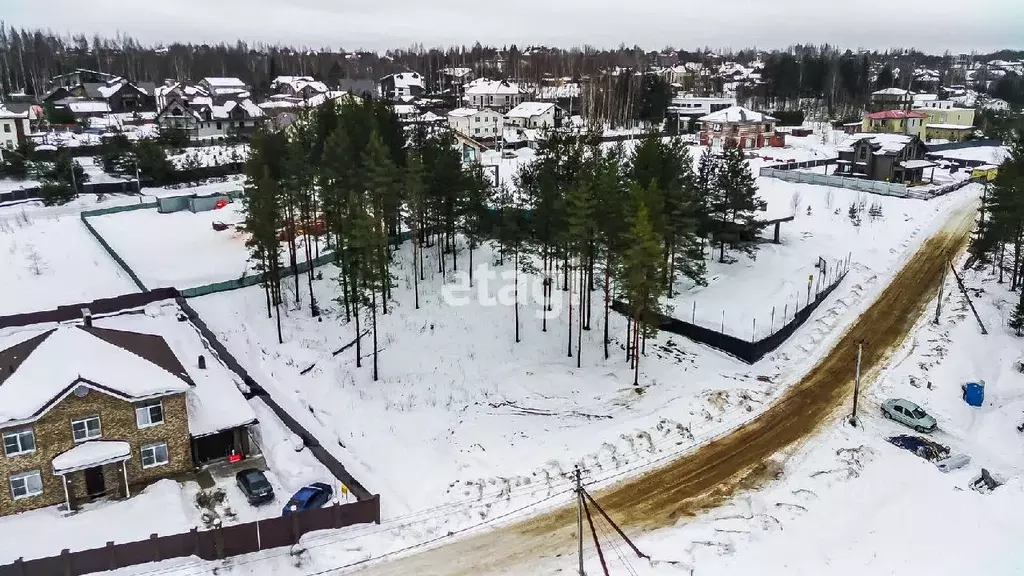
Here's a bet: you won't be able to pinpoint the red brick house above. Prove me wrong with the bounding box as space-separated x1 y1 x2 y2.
698 106 778 149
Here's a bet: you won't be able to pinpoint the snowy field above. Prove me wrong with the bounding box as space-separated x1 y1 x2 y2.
169 144 248 169
0 302 333 563
663 177 971 338
86 202 317 289
0 209 138 315
184 180 978 525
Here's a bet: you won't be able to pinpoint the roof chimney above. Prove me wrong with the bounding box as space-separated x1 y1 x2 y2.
81 308 93 328
198 355 206 370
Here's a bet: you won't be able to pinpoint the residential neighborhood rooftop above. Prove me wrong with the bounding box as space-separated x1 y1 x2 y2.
505 101 556 118
698 105 777 124
865 110 928 120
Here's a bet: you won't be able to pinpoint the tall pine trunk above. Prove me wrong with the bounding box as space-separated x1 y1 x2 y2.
468 240 474 288
353 297 362 368
567 260 573 358
413 230 420 309
514 245 521 343
577 261 584 368
603 259 611 360
632 309 641 385
371 288 379 381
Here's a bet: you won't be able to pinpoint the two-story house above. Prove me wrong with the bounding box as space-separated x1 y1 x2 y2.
448 107 503 142
869 87 914 112
504 102 562 130
0 319 257 517
835 133 933 184
43 77 156 113
861 110 928 137
463 80 525 114
0 104 31 152
379 72 425 101
698 106 777 149
156 88 265 141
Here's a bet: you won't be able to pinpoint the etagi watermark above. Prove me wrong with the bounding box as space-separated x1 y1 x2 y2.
441 265 564 318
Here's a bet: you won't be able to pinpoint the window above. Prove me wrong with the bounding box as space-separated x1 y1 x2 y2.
216 122 222 130
141 442 169 468
474 128 480 134
2 124 9 133
10 470 42 499
136 400 164 428
72 416 101 442
3 429 35 456
858 146 867 161
474 116 480 123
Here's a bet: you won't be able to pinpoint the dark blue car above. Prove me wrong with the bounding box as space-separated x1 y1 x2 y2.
281 482 334 516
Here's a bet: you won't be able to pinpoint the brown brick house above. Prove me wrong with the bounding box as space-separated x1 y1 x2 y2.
698 106 778 149
0 322 254 516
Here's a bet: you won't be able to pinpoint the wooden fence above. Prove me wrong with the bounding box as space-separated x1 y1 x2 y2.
0 496 380 576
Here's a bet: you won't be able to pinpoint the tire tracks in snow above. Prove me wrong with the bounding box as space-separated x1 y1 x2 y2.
350 201 979 576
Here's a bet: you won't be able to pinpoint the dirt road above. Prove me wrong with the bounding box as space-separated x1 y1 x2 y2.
353 200 979 575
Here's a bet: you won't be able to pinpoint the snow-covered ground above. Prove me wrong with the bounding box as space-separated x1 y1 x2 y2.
142 175 245 199
663 177 969 337
0 210 138 315
183 180 978 526
86 202 319 290
169 145 248 169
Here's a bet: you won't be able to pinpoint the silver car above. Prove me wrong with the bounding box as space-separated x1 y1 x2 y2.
882 398 937 433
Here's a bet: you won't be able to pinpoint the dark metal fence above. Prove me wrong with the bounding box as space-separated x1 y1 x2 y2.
0 497 381 576
613 260 850 364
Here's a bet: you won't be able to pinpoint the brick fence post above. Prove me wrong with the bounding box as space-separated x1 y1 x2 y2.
290 511 301 544
214 523 225 560
150 534 161 562
332 500 342 529
190 527 199 557
106 541 116 571
12 558 25 576
60 549 71 576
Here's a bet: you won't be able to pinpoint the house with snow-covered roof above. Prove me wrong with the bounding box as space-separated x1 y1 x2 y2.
198 77 251 103
448 107 503 142
862 109 928 137
157 85 265 141
870 87 914 112
835 133 932 184
270 76 330 100
698 106 777 149
0 316 257 516
0 105 32 152
380 72 425 101
463 80 526 113
504 101 563 130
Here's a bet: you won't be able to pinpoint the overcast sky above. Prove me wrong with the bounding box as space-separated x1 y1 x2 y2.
4 0 1023 54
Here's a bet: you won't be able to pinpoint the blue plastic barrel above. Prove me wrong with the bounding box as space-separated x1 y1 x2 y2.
964 382 984 407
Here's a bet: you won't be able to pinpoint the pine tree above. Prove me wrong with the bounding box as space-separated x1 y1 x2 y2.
713 145 766 263
593 145 629 360
694 147 718 256
242 162 285 344
982 138 1024 289
664 141 706 293
620 195 665 386
460 162 494 289
566 166 595 366
363 131 398 316
404 153 427 309
1011 289 1024 337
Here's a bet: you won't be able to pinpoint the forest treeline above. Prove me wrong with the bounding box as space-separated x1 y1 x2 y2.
1 23 1020 114
244 99 767 385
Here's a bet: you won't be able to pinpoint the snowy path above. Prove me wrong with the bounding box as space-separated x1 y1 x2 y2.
343 196 981 575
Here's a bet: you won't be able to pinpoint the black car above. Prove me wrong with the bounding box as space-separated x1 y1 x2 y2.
235 468 275 505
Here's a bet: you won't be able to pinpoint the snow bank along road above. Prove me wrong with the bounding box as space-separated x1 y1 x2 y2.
352 201 980 576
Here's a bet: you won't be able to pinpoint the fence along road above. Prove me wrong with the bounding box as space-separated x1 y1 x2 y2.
350 199 979 575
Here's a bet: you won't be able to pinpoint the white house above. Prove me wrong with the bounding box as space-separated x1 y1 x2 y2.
0 105 31 151
380 72 425 101
198 77 250 103
448 107 503 141
463 80 525 113
504 102 561 129
984 98 1010 111
157 95 264 141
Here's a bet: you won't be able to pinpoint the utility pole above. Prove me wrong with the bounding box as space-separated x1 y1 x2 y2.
934 265 947 324
575 466 585 576
850 340 863 427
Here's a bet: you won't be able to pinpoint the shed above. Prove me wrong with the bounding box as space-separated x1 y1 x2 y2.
157 193 231 214
790 127 813 137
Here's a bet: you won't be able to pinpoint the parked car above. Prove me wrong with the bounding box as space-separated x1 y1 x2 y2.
881 399 937 433
235 468 275 505
282 482 334 516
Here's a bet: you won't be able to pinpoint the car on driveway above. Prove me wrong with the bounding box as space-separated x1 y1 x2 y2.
882 399 937 433
235 468 275 505
282 482 334 516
